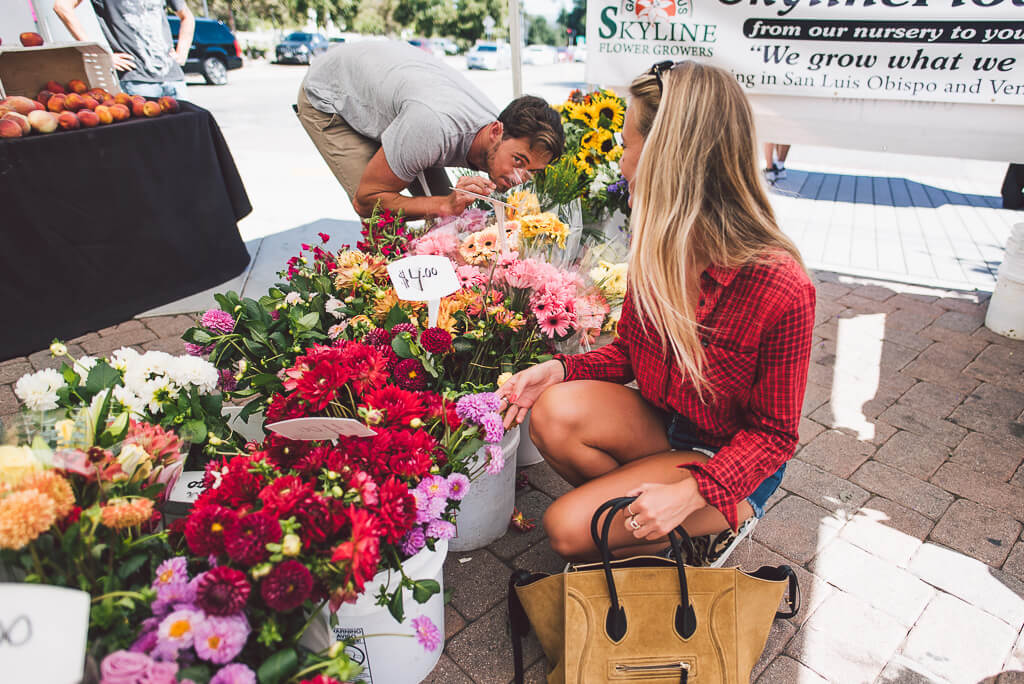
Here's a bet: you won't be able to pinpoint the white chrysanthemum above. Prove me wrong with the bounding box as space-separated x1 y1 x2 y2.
325 297 345 319
169 356 218 394
72 355 98 377
112 385 147 417
141 376 179 414
14 368 66 411
110 347 141 372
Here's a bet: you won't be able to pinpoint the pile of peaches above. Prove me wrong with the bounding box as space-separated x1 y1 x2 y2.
0 79 179 139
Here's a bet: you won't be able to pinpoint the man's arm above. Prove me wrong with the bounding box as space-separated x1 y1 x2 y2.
354 148 494 220
53 0 137 71
172 4 195 66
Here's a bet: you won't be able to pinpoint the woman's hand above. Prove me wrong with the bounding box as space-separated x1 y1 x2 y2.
497 359 565 428
624 479 707 541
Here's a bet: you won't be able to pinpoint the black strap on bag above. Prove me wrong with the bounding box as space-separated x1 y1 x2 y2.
508 570 533 684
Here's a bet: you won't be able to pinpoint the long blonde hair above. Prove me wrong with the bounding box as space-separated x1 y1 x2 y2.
628 61 804 399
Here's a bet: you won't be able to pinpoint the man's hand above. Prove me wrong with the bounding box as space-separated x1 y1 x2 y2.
497 360 565 428
112 52 137 71
441 175 498 216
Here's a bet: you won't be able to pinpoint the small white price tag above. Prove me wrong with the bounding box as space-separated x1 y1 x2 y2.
267 417 377 441
0 583 90 684
169 470 208 504
387 255 459 327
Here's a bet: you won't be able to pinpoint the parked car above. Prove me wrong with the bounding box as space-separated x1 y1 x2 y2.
275 32 329 64
555 46 573 63
407 38 444 58
522 44 558 65
466 42 511 70
167 16 243 85
433 37 460 55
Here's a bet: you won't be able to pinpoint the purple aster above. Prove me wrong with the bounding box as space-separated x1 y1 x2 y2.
425 519 456 540
156 608 202 652
416 474 450 502
401 527 426 556
481 412 505 444
446 473 470 501
455 392 500 424
193 615 250 664
485 443 506 475
152 558 188 590
130 628 159 654
152 579 196 615
185 342 214 357
201 309 236 334
411 615 442 652
210 664 257 684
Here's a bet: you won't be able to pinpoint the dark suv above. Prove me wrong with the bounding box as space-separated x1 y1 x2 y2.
275 32 329 64
168 16 243 85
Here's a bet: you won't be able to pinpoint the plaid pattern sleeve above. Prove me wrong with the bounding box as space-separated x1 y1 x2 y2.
680 281 817 530
556 296 637 384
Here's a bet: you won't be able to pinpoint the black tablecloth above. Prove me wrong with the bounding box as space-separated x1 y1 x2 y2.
0 102 251 359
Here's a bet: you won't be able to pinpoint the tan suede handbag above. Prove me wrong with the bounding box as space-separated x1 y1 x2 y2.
508 497 799 684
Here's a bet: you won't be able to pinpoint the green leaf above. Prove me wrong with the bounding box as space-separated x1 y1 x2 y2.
455 436 485 463
296 312 320 331
189 329 214 345
85 362 121 394
269 332 289 351
61 364 80 386
257 648 299 684
385 305 410 328
199 393 223 415
107 411 129 438
117 553 148 579
179 419 208 443
239 400 263 421
452 337 475 354
391 335 413 359
387 588 405 623
243 298 265 324
177 664 213 684
412 579 441 604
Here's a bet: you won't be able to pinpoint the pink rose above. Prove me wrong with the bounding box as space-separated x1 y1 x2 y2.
141 660 179 684
100 650 151 684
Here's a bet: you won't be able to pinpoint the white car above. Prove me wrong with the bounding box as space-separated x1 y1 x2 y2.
522 45 558 65
466 42 511 70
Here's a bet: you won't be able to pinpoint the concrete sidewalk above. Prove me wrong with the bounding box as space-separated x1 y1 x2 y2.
3 268 1022 683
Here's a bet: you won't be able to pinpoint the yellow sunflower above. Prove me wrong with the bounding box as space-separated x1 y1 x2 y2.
575 148 600 175
569 101 600 128
581 128 614 156
591 93 626 131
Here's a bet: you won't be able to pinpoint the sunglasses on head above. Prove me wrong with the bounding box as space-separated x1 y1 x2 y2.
648 60 682 95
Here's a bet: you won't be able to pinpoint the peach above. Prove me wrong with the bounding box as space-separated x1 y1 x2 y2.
19 32 44 47
81 95 99 110
2 96 43 115
101 97 116 107
114 92 132 106
141 100 162 117
94 104 114 125
87 88 108 101
37 90 55 106
0 119 23 138
63 93 85 112
67 80 88 94
47 94 66 113
2 111 30 135
130 95 146 117
27 110 59 134
158 96 179 113
0 105 10 117
45 80 66 94
57 111 80 130
76 110 99 127
109 103 130 121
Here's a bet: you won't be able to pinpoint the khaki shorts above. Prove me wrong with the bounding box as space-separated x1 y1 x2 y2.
296 87 452 203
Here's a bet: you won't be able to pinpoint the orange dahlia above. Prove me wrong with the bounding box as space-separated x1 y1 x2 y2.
100 498 154 529
20 471 75 518
0 489 57 550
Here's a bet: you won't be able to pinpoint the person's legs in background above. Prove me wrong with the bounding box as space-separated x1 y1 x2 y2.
119 81 163 97
763 143 791 183
161 81 189 99
1002 163 1024 210
772 144 791 178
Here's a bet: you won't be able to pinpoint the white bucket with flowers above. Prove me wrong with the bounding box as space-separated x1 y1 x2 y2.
449 425 521 552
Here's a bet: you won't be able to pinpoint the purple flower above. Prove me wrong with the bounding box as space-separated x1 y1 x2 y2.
217 369 237 392
416 474 450 501
455 392 501 424
193 615 250 664
481 413 505 444
484 444 506 475
401 527 426 556
157 608 202 652
140 660 179 684
446 473 470 501
201 309 236 334
185 342 214 357
155 578 196 606
153 558 188 590
210 664 257 684
425 519 456 540
100 650 152 684
411 615 442 652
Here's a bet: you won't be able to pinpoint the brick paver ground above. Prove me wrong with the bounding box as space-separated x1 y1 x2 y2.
3 270 1023 683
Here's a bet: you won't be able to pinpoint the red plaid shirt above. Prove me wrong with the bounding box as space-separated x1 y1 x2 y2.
557 253 816 531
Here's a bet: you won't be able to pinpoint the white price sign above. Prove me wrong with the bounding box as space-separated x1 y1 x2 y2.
267 417 377 441
0 583 90 684
386 255 459 327
169 470 208 504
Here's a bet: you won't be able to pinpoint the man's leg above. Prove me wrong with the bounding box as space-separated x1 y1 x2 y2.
295 87 379 204
1002 163 1024 210
408 167 453 198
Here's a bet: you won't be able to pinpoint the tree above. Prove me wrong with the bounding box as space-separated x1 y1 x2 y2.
557 0 585 44
393 0 458 37
526 15 557 46
439 0 506 44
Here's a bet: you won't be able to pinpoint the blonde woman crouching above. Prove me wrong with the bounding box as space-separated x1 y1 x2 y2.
497 61 816 562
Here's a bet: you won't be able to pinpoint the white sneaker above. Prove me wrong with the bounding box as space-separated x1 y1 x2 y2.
773 162 787 180
763 167 778 184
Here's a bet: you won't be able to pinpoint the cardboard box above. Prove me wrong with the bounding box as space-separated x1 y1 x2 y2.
0 42 120 98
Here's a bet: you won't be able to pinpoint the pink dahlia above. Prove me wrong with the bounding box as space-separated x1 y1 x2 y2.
260 559 314 613
196 566 251 616
201 309 236 334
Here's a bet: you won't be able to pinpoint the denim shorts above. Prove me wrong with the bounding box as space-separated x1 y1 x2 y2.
665 414 786 518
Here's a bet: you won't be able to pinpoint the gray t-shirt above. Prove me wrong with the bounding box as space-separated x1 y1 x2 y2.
302 41 498 183
91 0 185 83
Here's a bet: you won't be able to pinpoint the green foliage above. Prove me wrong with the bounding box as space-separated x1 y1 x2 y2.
527 15 558 46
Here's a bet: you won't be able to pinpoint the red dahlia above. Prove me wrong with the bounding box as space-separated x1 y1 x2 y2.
196 565 251 615
374 476 416 544
225 511 282 566
331 506 383 593
184 505 239 555
296 361 351 411
420 327 453 354
293 493 335 545
362 327 392 347
339 343 390 394
261 559 314 612
394 358 428 391
258 475 313 517
361 385 424 427
389 323 418 340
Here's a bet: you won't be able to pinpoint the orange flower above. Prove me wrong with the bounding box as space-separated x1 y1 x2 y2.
20 471 75 518
100 498 154 529
0 490 57 550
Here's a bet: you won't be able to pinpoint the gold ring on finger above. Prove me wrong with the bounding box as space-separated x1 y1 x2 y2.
629 516 641 531
627 503 635 516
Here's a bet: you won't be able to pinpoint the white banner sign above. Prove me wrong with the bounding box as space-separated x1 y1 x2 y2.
268 417 377 441
0 583 90 684
586 0 1024 105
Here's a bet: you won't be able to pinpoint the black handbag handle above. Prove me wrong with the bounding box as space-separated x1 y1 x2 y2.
590 496 697 642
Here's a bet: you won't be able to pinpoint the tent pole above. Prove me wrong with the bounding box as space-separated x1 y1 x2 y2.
509 0 523 98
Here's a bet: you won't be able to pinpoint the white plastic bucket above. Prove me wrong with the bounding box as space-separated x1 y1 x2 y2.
985 222 1024 340
449 427 521 552
302 540 448 684
516 412 545 467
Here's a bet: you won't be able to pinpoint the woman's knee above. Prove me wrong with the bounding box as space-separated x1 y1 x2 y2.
542 498 591 559
530 382 591 449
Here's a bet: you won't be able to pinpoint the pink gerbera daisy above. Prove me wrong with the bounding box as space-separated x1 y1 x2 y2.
537 310 572 338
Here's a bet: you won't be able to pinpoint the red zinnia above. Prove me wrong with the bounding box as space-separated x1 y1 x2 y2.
420 327 452 354
225 511 282 566
394 358 428 391
258 476 313 517
261 559 314 613
196 565 251 615
184 505 239 555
